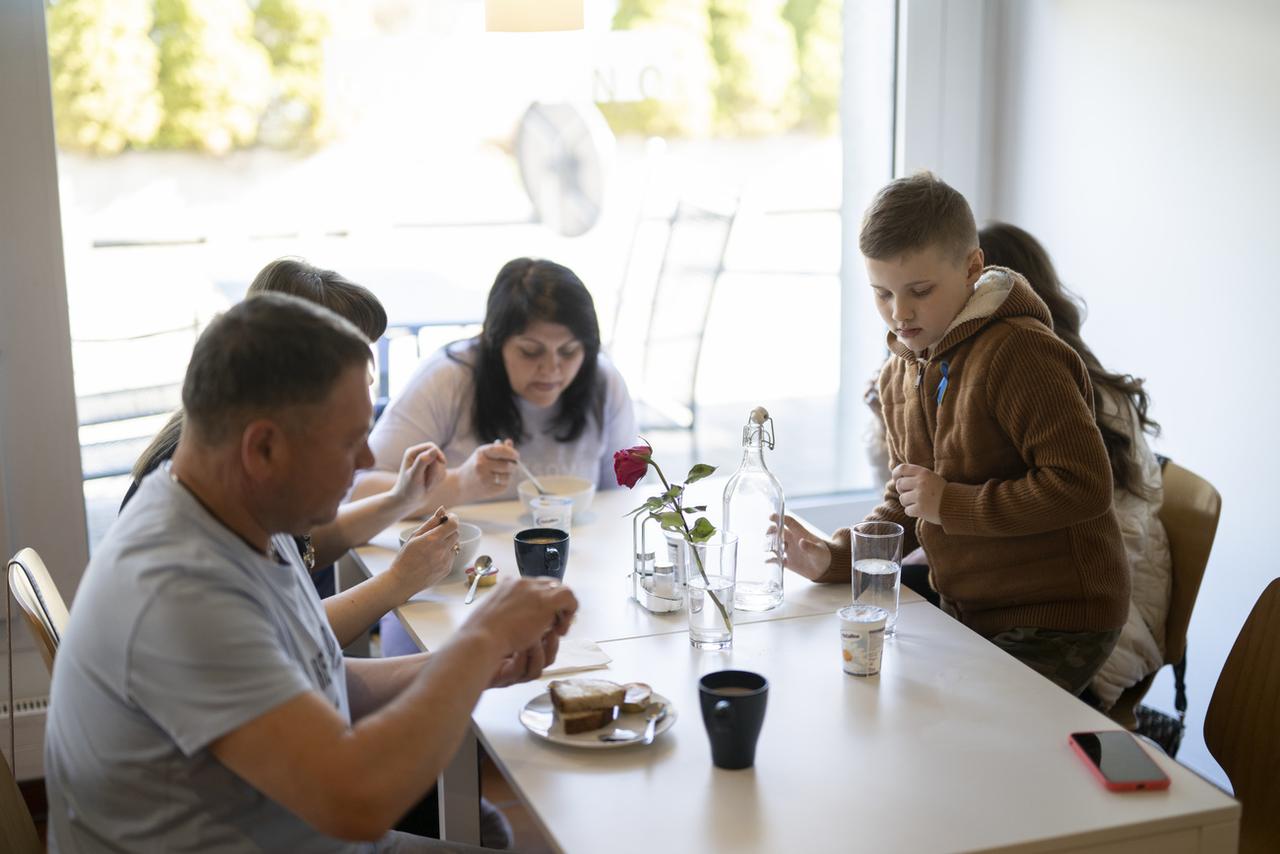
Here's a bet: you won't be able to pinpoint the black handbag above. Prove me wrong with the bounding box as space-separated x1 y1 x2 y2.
1134 655 1187 757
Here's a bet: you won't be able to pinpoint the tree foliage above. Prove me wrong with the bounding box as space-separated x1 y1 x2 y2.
46 0 330 154
600 0 840 138
47 0 164 154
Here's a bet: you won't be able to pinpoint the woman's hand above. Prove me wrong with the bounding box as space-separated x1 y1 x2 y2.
775 514 835 581
458 439 520 500
389 443 448 514
387 507 459 599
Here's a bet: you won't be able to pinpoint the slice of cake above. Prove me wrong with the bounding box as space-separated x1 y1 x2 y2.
548 678 626 713
548 678 626 735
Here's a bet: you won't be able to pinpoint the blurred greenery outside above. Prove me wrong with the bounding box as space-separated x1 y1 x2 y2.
47 0 840 155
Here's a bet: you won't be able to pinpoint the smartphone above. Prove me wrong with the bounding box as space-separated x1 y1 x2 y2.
1069 731 1171 792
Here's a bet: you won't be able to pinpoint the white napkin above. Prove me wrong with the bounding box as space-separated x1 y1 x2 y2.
542 637 612 676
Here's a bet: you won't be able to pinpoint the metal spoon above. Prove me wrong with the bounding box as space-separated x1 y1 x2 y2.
464 555 497 604
598 703 667 744
514 457 550 496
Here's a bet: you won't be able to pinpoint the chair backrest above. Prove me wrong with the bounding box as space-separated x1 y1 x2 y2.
1203 578 1280 854
634 198 738 431
7 547 70 673
1107 458 1221 732
1157 460 1222 666
0 749 41 854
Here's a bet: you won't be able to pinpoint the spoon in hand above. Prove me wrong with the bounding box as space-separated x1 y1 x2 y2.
514 457 550 496
464 555 497 604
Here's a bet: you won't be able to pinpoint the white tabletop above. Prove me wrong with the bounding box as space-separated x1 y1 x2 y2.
470 603 1239 854
352 485 918 650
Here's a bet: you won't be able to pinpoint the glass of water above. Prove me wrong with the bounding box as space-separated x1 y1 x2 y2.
683 532 739 650
851 521 903 635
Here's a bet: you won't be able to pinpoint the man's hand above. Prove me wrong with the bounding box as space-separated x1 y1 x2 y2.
773 514 835 581
894 463 946 525
390 442 448 511
467 576 577 668
489 631 563 688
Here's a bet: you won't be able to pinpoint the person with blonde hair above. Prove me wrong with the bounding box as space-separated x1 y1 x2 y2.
122 258 456 651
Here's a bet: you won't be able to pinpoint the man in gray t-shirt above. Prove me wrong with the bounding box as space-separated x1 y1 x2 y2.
46 294 577 852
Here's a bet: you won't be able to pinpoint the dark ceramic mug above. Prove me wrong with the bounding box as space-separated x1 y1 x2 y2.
513 528 569 580
698 669 768 769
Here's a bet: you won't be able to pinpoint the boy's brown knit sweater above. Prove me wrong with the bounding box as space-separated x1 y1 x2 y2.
827 267 1129 637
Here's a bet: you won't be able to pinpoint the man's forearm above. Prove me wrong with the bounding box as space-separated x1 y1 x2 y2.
336 629 507 829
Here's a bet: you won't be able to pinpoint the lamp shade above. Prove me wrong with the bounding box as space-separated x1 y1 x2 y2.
485 0 584 32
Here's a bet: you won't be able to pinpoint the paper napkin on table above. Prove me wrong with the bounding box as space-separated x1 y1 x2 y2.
541 637 612 676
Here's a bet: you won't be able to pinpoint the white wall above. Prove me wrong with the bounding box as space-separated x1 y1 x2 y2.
1 0 89 779
986 0 1280 789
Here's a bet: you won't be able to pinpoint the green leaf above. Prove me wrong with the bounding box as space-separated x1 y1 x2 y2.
626 495 666 516
652 511 686 533
681 505 707 513
688 516 717 543
685 464 717 484
662 484 684 502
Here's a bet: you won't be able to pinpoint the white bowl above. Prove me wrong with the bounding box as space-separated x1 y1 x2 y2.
400 520 482 578
516 474 596 518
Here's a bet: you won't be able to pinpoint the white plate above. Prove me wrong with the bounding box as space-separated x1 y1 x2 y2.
519 690 676 749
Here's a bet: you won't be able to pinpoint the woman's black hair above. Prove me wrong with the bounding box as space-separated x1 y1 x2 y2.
980 223 1160 496
451 258 603 444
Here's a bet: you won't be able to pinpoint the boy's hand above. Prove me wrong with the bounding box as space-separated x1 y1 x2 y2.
894 464 945 525
772 513 834 581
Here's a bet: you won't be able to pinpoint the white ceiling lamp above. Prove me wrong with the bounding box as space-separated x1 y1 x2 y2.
485 0 583 32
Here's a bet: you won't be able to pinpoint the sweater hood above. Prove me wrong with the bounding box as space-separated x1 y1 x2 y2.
886 266 1054 362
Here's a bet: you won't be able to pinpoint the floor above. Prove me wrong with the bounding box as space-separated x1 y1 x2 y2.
482 751 555 853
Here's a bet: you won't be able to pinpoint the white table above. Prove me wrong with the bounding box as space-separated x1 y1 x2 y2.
354 486 908 650
349 491 1239 853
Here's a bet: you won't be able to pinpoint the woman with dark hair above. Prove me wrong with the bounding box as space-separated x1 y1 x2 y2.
980 223 1170 711
351 256 637 510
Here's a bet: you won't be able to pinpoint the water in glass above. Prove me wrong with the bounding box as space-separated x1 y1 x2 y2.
687 575 735 650
852 558 900 634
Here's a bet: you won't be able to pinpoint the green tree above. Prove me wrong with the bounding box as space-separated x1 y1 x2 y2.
46 0 163 154
151 0 273 153
252 0 330 148
707 0 798 135
783 0 841 131
597 0 717 138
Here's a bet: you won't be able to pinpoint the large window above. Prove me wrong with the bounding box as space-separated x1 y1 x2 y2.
44 0 891 547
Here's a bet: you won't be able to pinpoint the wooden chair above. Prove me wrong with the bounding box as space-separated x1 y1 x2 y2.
1204 578 1280 854
4 548 59 852
0 749 40 854
1108 459 1221 734
7 548 69 673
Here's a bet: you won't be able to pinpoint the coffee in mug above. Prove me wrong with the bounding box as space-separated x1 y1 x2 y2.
513 528 569 580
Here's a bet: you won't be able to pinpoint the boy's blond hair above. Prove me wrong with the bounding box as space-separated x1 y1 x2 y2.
859 172 978 263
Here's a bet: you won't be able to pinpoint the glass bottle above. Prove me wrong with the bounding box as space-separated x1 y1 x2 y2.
722 406 784 611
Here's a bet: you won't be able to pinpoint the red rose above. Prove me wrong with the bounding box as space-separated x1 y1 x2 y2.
613 443 651 489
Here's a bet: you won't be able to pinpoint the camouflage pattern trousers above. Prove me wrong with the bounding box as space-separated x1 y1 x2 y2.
985 625 1122 696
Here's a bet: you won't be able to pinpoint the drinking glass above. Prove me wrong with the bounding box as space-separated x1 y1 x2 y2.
683 532 738 650
851 521 903 635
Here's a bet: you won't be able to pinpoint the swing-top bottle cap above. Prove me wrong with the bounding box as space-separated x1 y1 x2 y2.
749 406 769 425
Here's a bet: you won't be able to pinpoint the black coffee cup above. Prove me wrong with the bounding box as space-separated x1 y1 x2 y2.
698 670 768 770
513 528 569 580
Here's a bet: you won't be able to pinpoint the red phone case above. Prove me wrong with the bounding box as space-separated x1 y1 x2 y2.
1069 732 1171 791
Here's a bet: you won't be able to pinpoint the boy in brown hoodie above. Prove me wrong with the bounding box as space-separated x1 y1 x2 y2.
782 173 1128 695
